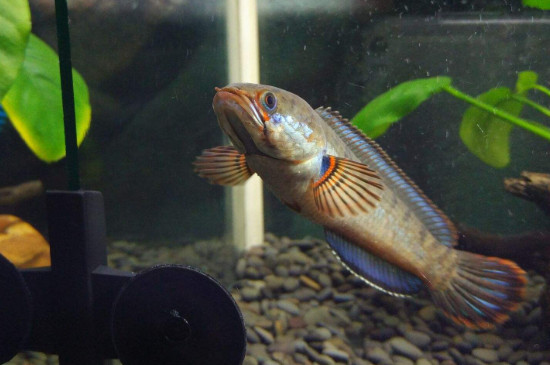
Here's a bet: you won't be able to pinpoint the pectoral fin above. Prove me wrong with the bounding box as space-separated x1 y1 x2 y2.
313 155 383 217
193 146 253 185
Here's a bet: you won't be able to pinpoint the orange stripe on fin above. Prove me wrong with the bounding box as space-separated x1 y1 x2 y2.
316 107 459 247
313 155 384 217
193 145 253 186
430 252 526 330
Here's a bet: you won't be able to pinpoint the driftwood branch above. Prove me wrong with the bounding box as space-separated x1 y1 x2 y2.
504 171 550 215
457 171 550 273
458 227 550 272
0 181 44 206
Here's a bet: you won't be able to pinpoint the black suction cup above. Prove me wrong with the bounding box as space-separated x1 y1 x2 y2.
112 265 246 365
0 254 32 363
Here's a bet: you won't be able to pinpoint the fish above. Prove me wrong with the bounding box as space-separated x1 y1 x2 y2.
193 83 527 329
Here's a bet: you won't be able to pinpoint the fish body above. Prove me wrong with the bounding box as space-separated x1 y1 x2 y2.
195 83 526 329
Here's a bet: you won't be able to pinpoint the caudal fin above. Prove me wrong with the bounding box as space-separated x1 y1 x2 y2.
430 251 527 329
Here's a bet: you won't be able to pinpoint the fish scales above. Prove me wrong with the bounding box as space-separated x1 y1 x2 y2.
194 83 527 329
315 109 456 288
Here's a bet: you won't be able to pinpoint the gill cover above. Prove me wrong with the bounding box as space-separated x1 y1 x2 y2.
213 83 326 162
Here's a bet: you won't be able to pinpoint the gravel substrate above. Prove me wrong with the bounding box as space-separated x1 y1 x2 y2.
7 233 550 365
233 234 549 365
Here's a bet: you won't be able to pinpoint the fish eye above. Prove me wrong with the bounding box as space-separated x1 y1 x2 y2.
261 92 277 112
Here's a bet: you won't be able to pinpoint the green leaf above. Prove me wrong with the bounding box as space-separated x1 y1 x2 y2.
459 87 523 168
0 0 31 100
352 76 452 138
1 34 91 162
515 70 538 94
522 0 550 10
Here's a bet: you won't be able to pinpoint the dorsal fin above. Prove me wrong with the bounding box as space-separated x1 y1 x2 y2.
316 107 458 247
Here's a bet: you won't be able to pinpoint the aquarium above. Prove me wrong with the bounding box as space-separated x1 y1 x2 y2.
1 0 550 364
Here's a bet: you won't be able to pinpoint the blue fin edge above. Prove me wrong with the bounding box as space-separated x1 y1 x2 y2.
325 229 423 297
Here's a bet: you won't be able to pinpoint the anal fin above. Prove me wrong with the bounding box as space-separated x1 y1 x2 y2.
193 146 253 185
325 229 423 296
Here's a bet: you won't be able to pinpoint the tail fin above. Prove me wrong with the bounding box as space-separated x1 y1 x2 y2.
430 251 527 329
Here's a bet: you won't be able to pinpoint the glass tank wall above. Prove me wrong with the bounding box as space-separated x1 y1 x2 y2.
1 0 549 364
260 1 550 238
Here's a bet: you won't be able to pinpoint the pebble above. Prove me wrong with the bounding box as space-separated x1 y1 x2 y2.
253 326 275 345
463 332 479 347
393 355 415 365
274 265 288 277
508 349 527 363
276 300 300 315
318 273 332 287
288 316 307 329
521 324 539 339
455 338 473 354
323 347 350 362
304 306 331 326
365 347 392 364
241 287 261 301
294 287 317 301
472 348 499 363
316 355 336 365
280 248 311 265
527 351 545 364
418 306 437 322
282 277 300 291
300 274 322 291
247 328 261 344
477 333 503 347
430 340 449 351
416 359 433 365
242 355 259 365
383 315 400 327
236 258 247 278
293 352 309 364
432 351 452 362
389 337 424 360
404 329 431 348
449 347 464 364
265 275 285 291
334 292 355 303
526 306 542 324
330 308 351 325
317 287 333 301
305 327 332 341
497 344 513 360
371 327 396 341
248 343 269 363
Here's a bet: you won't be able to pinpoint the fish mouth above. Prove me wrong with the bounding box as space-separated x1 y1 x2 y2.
213 86 265 155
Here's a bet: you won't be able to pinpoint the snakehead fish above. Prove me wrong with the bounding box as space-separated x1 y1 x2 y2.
194 83 526 329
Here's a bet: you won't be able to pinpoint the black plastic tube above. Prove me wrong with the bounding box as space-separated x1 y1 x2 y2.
54 0 80 191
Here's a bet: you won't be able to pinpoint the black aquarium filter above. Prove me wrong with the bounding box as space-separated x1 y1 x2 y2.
0 190 246 364
0 0 246 362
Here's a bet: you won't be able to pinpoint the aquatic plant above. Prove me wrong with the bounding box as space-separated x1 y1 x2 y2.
352 72 550 168
522 0 550 10
0 0 91 163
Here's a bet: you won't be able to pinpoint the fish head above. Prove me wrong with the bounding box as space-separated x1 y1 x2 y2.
213 83 325 162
